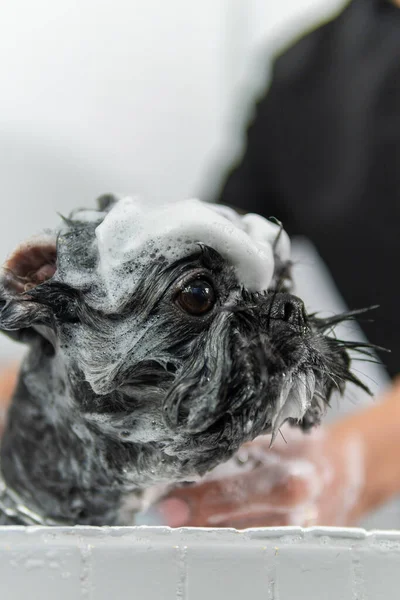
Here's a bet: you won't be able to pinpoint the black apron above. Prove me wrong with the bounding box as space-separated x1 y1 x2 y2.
217 0 400 377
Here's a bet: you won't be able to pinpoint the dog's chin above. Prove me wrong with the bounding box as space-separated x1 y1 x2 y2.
140 317 361 484
158 369 319 480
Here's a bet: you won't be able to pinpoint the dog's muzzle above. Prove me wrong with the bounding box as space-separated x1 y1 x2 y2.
162 290 313 442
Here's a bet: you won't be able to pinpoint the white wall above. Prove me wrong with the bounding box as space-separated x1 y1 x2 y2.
0 0 346 358
0 1 230 249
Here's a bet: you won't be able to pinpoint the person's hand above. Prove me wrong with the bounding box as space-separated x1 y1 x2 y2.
156 426 365 528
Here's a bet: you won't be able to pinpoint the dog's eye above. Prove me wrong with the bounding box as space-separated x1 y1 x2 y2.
176 279 216 315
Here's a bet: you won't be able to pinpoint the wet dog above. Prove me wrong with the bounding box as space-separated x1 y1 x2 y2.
0 196 371 525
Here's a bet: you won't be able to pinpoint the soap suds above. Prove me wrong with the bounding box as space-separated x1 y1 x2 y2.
93 197 290 311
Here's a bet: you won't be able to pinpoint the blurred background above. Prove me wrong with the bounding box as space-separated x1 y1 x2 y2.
0 0 345 258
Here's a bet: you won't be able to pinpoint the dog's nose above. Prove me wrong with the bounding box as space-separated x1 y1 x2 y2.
270 293 307 326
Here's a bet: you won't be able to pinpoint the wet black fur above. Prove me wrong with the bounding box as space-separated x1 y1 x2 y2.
0 199 376 525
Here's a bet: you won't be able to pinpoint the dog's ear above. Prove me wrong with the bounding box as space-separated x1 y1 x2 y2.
0 235 58 342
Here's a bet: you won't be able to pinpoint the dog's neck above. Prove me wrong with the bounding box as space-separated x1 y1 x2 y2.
0 341 156 525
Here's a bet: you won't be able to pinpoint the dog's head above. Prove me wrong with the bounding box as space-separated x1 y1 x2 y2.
0 196 370 484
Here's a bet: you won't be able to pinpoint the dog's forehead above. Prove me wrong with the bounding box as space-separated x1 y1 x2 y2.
91 197 290 310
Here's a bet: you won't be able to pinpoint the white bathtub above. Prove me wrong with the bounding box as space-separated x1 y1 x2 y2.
0 526 399 599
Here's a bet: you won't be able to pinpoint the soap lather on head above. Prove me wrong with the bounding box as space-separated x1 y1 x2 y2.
65 196 291 312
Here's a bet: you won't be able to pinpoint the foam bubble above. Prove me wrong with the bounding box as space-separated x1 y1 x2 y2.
94 197 290 310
